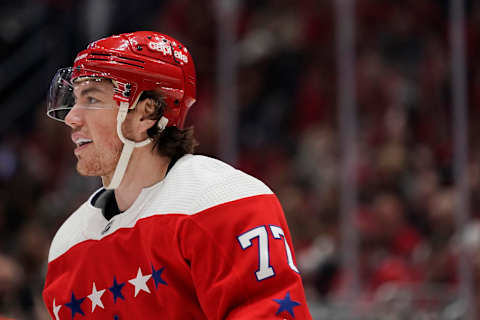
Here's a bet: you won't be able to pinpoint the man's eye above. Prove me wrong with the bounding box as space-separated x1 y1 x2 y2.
87 97 100 104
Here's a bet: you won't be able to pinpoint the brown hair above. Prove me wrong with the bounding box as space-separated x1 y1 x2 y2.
139 91 198 159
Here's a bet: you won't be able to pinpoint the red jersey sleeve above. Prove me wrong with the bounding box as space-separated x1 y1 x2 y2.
178 194 312 320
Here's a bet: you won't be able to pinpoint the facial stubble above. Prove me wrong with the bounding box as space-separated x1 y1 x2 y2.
75 141 123 177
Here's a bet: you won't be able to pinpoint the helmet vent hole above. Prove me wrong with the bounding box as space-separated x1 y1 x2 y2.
88 58 109 62
116 61 145 68
90 52 111 57
117 55 145 64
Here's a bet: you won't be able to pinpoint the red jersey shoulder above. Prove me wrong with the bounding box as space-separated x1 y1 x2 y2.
177 194 313 319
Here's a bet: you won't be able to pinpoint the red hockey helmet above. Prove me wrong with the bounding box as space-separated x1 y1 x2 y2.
47 31 196 128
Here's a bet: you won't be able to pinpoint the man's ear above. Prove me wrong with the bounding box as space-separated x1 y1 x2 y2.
142 98 157 120
137 99 157 132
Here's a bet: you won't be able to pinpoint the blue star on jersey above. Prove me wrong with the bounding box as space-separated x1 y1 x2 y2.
151 264 167 288
273 291 301 318
109 276 126 303
65 292 85 319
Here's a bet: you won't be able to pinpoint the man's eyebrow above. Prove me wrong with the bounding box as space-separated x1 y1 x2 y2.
74 87 105 97
73 86 105 98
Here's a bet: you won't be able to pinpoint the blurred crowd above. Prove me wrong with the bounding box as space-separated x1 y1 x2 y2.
1 0 480 318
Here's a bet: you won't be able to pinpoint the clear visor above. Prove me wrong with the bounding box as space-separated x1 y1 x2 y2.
46 67 117 122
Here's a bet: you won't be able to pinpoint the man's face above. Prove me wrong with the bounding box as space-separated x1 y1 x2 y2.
65 79 123 178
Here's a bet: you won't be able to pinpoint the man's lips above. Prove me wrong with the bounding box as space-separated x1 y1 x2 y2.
71 134 93 154
74 141 93 154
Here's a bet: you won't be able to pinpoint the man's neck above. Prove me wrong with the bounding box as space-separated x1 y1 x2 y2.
105 148 170 212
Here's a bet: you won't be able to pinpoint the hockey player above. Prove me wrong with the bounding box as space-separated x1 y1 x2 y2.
43 31 312 319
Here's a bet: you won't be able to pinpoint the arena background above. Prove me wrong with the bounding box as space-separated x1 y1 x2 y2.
0 0 479 319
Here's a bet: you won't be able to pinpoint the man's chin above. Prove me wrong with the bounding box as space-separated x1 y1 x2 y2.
76 163 104 177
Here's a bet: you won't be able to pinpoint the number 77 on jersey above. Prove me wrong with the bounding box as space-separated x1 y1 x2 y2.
237 225 300 281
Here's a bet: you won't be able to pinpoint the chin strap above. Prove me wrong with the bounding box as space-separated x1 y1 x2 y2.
105 101 153 190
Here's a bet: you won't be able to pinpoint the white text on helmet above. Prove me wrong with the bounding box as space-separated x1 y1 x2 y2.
148 41 172 56
147 41 189 64
174 50 188 64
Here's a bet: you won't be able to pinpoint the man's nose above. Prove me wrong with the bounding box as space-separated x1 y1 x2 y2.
64 104 84 128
